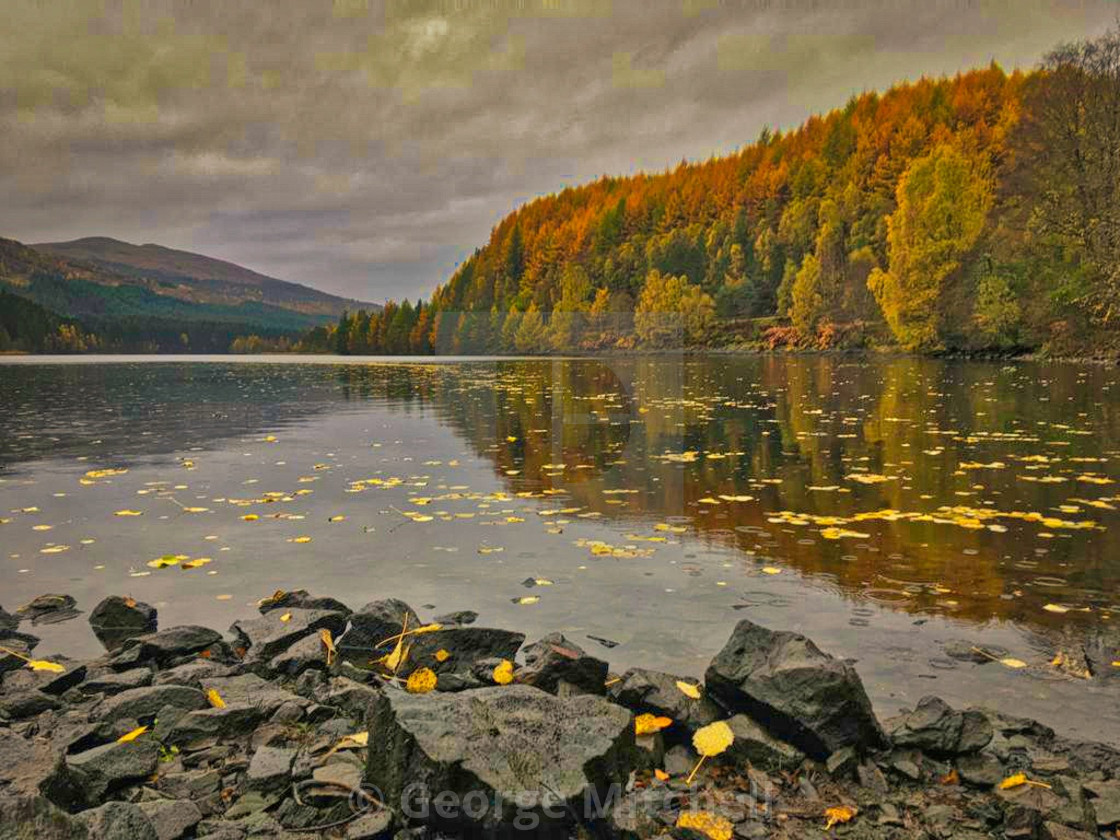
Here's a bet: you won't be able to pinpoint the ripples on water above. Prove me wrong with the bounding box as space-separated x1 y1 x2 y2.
1 355 1118 741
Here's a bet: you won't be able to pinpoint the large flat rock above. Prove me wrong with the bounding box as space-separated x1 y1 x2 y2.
365 685 635 835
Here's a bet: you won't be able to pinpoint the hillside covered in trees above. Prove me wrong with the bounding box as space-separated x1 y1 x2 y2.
313 27 1120 358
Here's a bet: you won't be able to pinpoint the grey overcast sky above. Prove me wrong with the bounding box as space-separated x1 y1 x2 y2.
1 0 1116 303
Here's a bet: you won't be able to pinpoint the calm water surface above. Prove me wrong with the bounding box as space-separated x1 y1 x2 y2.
2 355 1119 743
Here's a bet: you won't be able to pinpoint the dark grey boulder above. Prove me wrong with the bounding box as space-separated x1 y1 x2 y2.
405 626 524 689
0 688 61 719
704 619 886 760
345 808 394 839
432 610 478 626
106 626 223 670
0 604 17 633
230 608 347 664
317 676 381 720
17 594 80 626
89 596 157 651
269 632 329 677
2 655 85 696
151 660 237 688
0 794 89 839
198 673 307 716
1084 779 1120 827
515 632 609 696
164 704 263 747
365 684 635 835
0 638 36 676
97 684 208 724
79 667 153 696
607 667 721 731
78 801 158 840
725 714 806 772
257 589 352 616
890 696 992 756
136 798 203 840
246 745 296 794
65 738 160 807
155 768 222 801
338 598 421 662
956 752 1004 787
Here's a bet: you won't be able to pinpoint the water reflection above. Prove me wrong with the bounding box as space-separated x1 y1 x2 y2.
1 355 1117 639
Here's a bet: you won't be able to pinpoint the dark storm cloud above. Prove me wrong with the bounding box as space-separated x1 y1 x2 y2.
1 0 1115 302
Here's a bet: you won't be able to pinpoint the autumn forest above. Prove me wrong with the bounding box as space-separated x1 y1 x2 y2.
296 26 1120 359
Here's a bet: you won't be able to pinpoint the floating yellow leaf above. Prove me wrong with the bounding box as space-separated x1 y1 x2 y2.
761 567 782 575
824 805 858 829
117 725 148 743
241 514 259 522
514 596 539 605
328 515 346 522
492 659 515 685
114 509 143 517
676 811 732 840
288 536 312 544
1042 604 1069 614
406 667 438 694
207 688 226 709
147 554 185 569
999 658 1028 669
180 557 212 570
676 680 702 699
635 713 673 736
85 468 128 479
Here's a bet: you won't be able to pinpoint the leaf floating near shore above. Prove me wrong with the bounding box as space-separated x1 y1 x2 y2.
114 509 143 517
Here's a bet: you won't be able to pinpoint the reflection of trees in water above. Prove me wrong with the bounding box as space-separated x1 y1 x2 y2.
373 356 1120 633
3 357 1117 633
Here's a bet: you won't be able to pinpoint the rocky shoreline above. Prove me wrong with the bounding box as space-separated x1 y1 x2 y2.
1 591 1119 840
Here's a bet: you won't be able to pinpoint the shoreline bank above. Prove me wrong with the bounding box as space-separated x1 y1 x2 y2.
2 590 1119 839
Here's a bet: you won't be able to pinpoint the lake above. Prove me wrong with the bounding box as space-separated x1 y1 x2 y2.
1 354 1118 743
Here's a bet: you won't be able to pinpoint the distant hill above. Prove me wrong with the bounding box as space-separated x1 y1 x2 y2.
32 236 377 317
0 236 378 352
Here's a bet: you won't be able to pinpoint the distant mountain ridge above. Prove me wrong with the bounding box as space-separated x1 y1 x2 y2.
0 235 378 352
32 236 378 316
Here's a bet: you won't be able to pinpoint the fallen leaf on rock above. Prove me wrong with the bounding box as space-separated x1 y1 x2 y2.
676 811 732 840
117 726 148 743
654 768 669 781
207 689 226 709
824 805 857 829
634 713 673 736
434 649 450 662
676 680 702 699
406 667 438 694
492 659 514 685
320 629 337 666
279 612 292 623
28 659 66 673
999 773 1051 790
688 720 734 784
